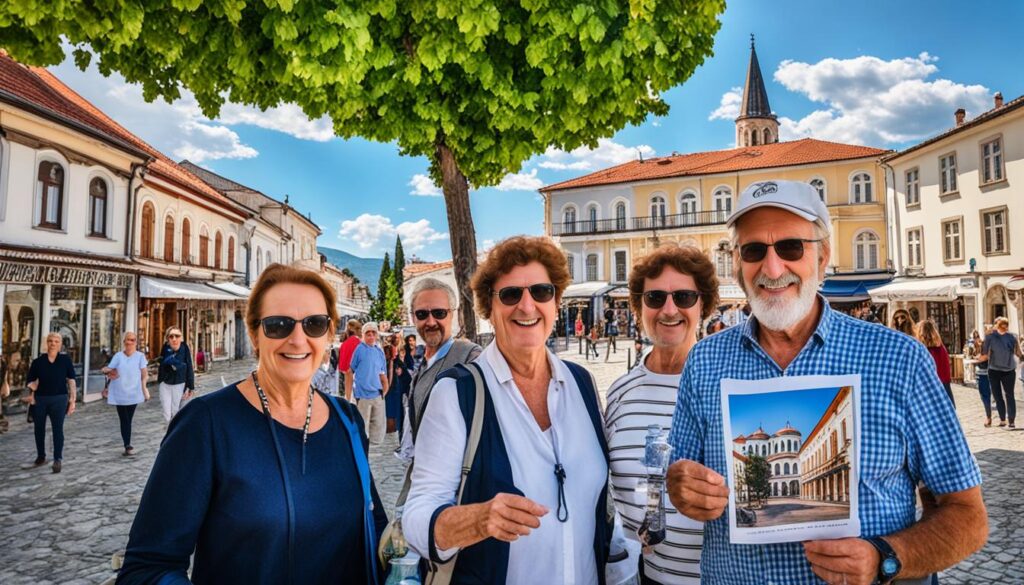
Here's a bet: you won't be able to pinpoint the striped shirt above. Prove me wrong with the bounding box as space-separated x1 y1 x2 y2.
605 361 702 584
669 298 982 584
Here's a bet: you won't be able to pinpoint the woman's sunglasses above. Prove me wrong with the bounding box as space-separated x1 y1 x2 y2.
639 289 700 310
414 308 449 321
259 314 331 339
493 283 556 306
739 238 825 263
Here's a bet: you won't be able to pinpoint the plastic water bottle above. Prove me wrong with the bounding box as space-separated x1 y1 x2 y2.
385 551 421 585
638 436 671 549
643 424 661 467
382 505 409 563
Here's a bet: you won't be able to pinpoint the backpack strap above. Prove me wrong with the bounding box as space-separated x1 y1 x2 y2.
563 360 610 464
327 396 380 585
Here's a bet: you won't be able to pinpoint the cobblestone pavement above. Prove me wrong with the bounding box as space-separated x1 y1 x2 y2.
1 345 1021 583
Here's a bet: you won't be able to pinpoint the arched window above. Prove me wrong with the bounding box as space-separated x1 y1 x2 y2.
679 191 697 215
615 202 626 230
851 172 873 203
773 484 779 497
784 463 790 475
586 204 598 232
227 236 235 271
793 462 798 473
199 227 210 267
774 463 780 475
566 253 575 281
140 202 155 258
585 254 598 281
163 216 175 261
88 177 108 236
810 178 826 202
37 161 65 228
650 195 666 227
214 232 223 269
181 218 192 265
562 207 577 234
716 241 733 280
751 130 760 146
763 128 772 144
854 230 880 270
266 251 272 269
713 187 732 221
256 246 263 273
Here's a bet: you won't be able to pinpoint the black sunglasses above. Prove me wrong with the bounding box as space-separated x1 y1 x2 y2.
493 283 556 306
639 289 700 310
259 314 331 339
739 238 825 263
414 308 450 321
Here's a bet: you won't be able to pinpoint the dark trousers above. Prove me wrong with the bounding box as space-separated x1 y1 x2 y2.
33 394 68 461
989 369 1017 422
117 404 138 448
977 374 992 419
941 382 955 407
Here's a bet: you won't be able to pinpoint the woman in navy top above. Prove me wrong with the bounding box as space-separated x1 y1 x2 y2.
119 264 387 584
26 332 76 473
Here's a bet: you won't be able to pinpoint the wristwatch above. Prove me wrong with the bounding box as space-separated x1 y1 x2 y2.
864 536 901 585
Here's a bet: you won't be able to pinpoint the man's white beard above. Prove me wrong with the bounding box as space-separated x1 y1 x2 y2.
743 266 820 332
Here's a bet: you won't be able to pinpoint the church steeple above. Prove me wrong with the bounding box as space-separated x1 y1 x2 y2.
735 35 779 147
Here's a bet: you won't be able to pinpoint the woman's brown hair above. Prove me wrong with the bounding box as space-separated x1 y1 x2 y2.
245 263 339 339
628 243 719 321
915 319 944 348
471 236 571 319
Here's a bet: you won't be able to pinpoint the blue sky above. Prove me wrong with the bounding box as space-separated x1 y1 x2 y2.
50 0 1024 261
728 387 843 445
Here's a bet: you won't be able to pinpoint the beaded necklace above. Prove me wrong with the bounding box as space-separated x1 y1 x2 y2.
251 371 314 473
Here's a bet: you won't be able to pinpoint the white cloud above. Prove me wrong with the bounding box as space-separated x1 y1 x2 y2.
481 239 496 250
398 207 406 212
409 174 442 196
339 213 448 252
495 169 544 191
218 103 335 142
173 122 258 163
538 139 655 171
766 53 990 145
708 86 743 121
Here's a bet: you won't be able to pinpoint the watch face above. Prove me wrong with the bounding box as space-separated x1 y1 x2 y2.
882 557 900 576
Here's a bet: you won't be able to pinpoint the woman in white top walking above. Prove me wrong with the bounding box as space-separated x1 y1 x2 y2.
102 331 150 455
604 243 718 584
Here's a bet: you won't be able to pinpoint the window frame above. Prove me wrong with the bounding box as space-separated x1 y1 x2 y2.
228 236 236 271
561 204 578 234
181 218 193 265
585 253 599 282
712 186 733 220
938 152 959 195
853 229 880 271
979 135 1005 185
163 214 176 262
612 248 628 283
649 194 667 225
980 205 1009 256
849 171 874 204
36 160 66 230
906 227 924 268
809 177 827 202
904 167 920 207
87 176 110 237
679 190 698 215
139 201 156 259
214 231 224 269
940 216 964 264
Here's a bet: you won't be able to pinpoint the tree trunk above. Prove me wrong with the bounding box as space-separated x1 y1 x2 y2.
435 140 479 340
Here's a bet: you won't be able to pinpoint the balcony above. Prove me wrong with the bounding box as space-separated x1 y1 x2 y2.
551 210 729 237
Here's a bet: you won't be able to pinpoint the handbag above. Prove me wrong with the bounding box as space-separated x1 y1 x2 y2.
379 363 486 585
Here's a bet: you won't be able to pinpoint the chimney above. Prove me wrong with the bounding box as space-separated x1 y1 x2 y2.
954 108 966 126
994 92 1004 108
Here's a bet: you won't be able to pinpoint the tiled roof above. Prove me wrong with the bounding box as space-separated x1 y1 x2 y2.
0 53 242 212
403 260 454 278
884 93 1024 161
540 138 889 193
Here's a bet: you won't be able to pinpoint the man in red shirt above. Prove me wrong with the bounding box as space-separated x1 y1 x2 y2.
337 319 362 397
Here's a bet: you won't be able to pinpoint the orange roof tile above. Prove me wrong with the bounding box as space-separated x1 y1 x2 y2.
403 260 454 278
541 138 889 192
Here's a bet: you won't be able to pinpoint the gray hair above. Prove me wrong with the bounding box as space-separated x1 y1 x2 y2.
410 277 456 311
122 331 138 342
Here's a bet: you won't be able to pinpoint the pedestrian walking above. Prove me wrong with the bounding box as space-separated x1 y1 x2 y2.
336 319 362 393
666 180 985 584
101 331 150 456
890 309 915 336
118 263 387 585
605 243 718 584
972 327 993 427
916 319 954 406
156 327 194 424
24 332 76 473
386 343 411 437
604 307 619 361
587 323 601 359
405 236 610 584
346 321 389 444
982 316 1022 428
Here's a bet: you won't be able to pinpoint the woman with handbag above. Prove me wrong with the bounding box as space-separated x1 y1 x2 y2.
118 263 387 584
157 326 194 424
404 236 611 584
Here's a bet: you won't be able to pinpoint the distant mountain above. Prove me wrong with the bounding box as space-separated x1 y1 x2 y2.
317 247 385 295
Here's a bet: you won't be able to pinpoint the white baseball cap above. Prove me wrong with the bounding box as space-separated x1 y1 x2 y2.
361 321 379 334
726 180 831 232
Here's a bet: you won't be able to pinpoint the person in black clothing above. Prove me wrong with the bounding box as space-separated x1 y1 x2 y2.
25 332 76 473
157 327 195 424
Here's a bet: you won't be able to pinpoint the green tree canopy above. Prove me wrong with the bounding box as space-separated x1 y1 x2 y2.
744 453 772 506
393 235 405 308
0 0 724 337
370 252 392 321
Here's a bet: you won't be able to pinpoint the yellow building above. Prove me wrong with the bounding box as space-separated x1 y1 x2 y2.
539 41 892 331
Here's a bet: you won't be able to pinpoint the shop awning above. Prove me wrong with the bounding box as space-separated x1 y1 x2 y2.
562 281 610 299
1008 275 1024 292
868 276 968 302
140 276 243 301
819 277 893 303
209 282 252 298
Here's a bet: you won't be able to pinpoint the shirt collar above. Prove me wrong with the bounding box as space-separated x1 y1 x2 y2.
740 294 835 349
483 342 566 388
425 337 455 369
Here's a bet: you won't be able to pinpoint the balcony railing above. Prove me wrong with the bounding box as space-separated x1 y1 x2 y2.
552 210 729 236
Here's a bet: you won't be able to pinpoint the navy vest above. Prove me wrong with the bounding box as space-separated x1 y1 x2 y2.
426 361 611 584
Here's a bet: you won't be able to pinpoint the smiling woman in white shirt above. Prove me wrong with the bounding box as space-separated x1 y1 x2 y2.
403 235 611 584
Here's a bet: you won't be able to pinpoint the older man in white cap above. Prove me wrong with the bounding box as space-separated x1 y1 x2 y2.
665 180 987 585
347 321 389 444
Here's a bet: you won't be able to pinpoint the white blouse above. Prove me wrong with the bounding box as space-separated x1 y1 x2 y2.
404 343 607 585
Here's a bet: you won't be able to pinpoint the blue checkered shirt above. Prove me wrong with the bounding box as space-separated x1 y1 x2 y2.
669 299 981 584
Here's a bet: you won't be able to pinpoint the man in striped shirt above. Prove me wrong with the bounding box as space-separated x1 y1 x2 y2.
604 243 720 584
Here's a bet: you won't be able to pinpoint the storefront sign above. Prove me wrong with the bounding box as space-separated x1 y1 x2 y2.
959 277 977 289
0 262 134 288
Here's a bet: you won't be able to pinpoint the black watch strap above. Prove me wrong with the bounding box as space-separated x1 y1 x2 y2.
864 536 901 584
